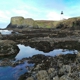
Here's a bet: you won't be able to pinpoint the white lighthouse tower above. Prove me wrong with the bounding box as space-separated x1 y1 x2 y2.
60 11 64 20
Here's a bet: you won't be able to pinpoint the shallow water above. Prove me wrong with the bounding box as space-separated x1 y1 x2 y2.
0 30 13 35
0 30 19 35
0 44 78 80
15 44 78 60
0 61 34 80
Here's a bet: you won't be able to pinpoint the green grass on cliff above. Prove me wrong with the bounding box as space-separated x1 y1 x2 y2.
35 20 55 28
35 17 80 29
9 16 80 29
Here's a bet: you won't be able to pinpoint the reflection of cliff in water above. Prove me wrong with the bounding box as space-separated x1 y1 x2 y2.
23 41 80 52
15 44 77 60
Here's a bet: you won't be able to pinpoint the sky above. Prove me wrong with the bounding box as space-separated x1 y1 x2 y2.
0 0 80 28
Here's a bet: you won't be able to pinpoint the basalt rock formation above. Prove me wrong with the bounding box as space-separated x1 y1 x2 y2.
7 16 35 29
7 16 80 29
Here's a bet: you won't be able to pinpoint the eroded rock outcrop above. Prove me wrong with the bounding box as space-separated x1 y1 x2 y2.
56 17 80 30
0 40 19 56
11 16 24 26
7 16 35 29
6 16 80 29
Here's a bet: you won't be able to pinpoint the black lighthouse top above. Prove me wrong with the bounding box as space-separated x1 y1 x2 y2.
61 11 63 15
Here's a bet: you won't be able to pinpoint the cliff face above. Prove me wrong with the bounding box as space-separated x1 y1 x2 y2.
11 17 24 26
7 16 35 29
7 16 80 29
56 17 80 30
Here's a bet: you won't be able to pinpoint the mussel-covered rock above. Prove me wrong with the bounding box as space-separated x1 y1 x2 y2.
0 40 19 56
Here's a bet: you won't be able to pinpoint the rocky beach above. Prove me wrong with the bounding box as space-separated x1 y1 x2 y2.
0 16 80 80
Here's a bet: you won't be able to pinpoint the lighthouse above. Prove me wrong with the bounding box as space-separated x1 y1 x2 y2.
60 11 64 20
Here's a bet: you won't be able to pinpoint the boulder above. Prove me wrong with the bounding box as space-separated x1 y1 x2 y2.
26 77 34 80
60 75 73 80
36 70 50 80
48 68 55 74
48 68 57 78
34 64 42 70
53 76 59 80
59 65 71 76
77 52 80 57
0 40 19 56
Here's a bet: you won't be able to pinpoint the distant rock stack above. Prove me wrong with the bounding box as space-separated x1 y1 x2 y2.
7 16 35 29
11 16 24 26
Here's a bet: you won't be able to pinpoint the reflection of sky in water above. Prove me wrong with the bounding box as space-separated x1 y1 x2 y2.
0 44 78 80
15 44 78 60
0 30 12 35
0 61 34 80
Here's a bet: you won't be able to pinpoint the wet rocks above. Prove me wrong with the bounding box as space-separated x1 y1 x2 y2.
59 75 73 80
48 68 57 79
0 40 19 56
27 40 54 52
77 52 80 57
0 58 12 66
0 58 24 67
53 76 59 80
0 33 2 39
36 70 50 80
58 65 71 76
1 28 80 80
26 77 34 80
2 29 80 52
21 53 80 80
12 60 24 67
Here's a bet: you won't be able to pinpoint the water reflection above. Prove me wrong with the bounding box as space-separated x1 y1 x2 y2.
15 44 78 60
0 30 12 35
0 61 34 80
0 44 78 80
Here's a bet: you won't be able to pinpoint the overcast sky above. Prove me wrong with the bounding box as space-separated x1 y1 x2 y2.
0 0 80 28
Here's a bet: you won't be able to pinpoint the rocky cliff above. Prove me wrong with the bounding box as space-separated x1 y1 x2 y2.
7 16 80 29
56 17 80 30
7 16 35 29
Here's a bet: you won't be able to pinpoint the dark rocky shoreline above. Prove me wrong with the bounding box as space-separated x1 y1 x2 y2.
1 15 80 80
18 53 80 80
0 28 80 80
1 29 80 52
0 52 80 80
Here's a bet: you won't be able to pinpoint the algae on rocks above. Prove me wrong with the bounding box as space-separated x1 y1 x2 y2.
0 40 19 56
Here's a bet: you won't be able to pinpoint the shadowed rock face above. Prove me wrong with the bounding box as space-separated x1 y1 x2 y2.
0 40 19 56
